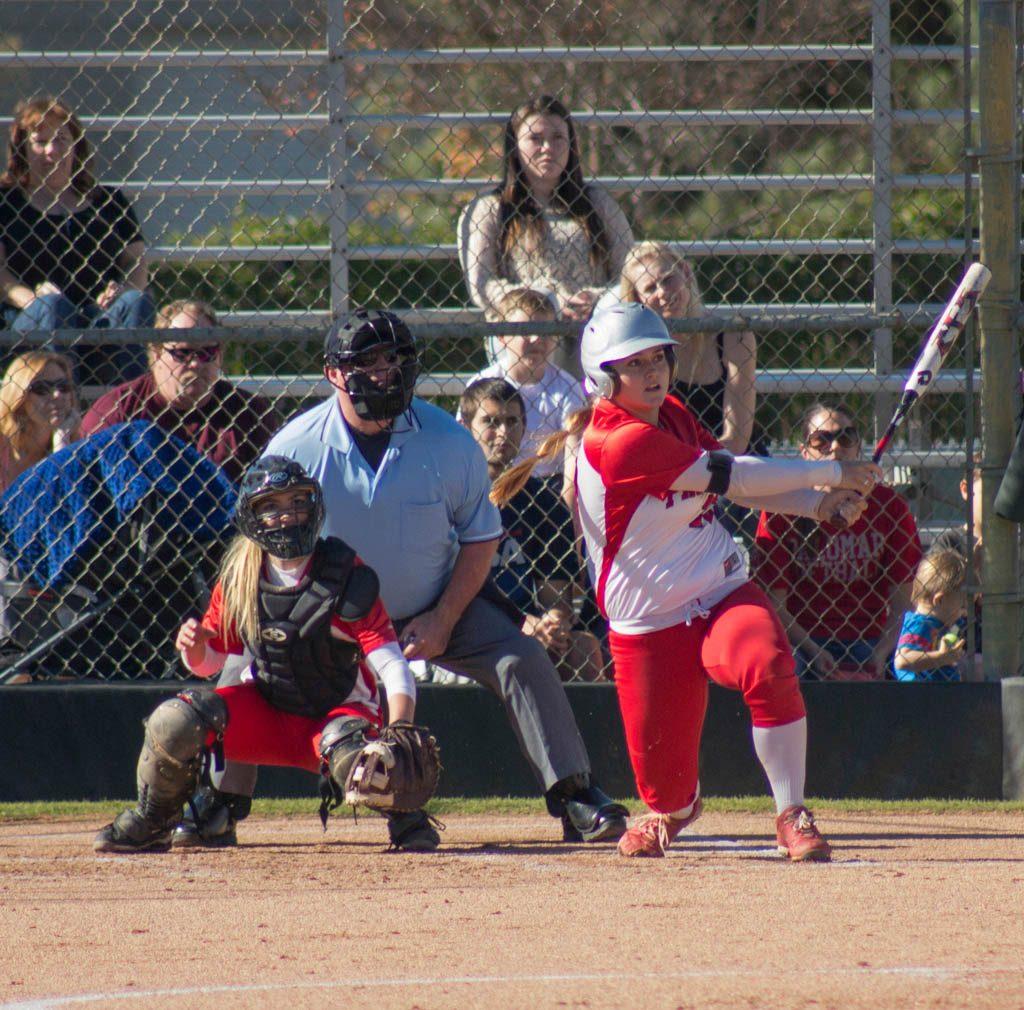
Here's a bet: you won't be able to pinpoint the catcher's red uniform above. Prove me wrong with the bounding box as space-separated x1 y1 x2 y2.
190 556 400 772
576 396 805 814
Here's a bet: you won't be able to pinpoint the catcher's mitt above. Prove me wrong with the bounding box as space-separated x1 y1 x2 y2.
344 721 441 811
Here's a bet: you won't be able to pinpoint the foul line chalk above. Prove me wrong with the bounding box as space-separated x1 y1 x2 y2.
4 965 1023 1009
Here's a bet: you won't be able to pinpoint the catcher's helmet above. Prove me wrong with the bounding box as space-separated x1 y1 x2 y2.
323 309 419 422
580 303 676 399
235 455 325 559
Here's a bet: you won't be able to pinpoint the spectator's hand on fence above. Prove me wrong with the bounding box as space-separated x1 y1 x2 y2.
562 289 597 321
175 618 217 667
526 608 572 656
400 609 455 661
96 280 125 310
52 408 81 452
810 644 838 680
817 488 867 527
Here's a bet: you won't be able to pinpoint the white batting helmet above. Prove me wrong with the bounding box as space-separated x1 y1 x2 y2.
580 302 676 398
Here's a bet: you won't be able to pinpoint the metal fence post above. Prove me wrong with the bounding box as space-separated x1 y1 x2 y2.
978 0 1022 677
871 0 894 446
326 0 349 321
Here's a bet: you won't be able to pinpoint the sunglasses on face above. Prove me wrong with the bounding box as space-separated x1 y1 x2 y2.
805 426 859 451
27 378 73 396
163 344 221 365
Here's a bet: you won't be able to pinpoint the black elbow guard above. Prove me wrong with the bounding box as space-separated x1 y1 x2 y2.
706 450 733 495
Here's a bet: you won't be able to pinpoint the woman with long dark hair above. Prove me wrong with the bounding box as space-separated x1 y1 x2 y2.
0 96 154 383
458 94 633 325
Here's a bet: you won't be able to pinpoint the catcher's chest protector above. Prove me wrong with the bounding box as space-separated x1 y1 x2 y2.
248 537 366 717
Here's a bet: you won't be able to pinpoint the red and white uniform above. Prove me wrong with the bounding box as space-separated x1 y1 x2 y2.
187 555 409 773
577 395 747 632
576 396 805 814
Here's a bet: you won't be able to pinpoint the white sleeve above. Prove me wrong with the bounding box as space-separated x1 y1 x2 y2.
365 641 417 703
670 452 842 498
727 487 826 519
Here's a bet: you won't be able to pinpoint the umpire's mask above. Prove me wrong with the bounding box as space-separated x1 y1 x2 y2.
323 310 420 422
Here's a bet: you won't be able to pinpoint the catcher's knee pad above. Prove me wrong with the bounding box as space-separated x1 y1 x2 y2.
319 715 374 788
137 690 229 815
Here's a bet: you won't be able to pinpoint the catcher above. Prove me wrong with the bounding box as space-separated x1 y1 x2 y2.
94 456 440 854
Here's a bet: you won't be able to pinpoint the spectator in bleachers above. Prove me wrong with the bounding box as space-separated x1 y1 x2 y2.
0 349 80 493
893 549 970 682
0 96 154 384
462 287 586 479
620 241 757 456
754 401 922 680
80 299 282 483
461 377 604 681
458 94 633 331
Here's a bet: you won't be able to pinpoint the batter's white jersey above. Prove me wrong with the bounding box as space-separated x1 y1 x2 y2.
576 396 747 634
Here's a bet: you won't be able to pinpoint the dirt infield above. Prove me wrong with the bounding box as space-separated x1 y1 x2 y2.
2 808 1023 1010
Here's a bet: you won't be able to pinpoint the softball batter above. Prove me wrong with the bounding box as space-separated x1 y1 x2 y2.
494 303 881 859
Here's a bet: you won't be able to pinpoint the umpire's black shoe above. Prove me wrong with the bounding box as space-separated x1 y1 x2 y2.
385 809 441 852
172 787 251 849
94 809 173 854
549 776 629 843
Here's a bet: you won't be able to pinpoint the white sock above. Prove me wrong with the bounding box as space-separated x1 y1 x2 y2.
752 718 807 814
668 780 700 821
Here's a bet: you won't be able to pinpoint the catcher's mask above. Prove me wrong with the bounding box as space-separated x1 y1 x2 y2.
235 455 325 560
323 310 419 422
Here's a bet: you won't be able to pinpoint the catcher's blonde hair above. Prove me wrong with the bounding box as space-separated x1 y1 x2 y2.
217 533 264 645
620 241 707 387
912 549 968 607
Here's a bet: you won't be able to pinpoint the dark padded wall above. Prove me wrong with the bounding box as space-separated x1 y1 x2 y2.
0 681 1005 801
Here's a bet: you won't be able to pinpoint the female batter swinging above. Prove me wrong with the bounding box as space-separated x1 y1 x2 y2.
493 304 881 859
95 456 422 853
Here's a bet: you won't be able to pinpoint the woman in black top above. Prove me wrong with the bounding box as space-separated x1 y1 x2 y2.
619 241 757 455
0 96 153 384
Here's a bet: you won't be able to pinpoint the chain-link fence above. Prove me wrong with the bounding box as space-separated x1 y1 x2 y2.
0 0 1014 684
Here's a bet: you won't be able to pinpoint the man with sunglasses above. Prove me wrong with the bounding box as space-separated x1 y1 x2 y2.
755 401 922 680
81 299 281 482
184 309 627 853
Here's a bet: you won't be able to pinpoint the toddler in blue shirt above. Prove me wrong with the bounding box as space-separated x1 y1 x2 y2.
894 548 968 682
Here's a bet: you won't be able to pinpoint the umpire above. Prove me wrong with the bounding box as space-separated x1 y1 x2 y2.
181 310 626 852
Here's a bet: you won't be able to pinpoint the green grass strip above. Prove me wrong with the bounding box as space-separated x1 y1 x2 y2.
2 795 1023 822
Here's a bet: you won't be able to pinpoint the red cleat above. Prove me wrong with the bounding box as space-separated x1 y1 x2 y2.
617 798 703 858
775 804 831 862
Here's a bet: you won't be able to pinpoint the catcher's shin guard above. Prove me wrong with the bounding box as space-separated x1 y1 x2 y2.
317 715 373 826
95 689 228 853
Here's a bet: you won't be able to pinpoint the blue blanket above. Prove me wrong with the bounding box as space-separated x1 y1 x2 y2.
0 421 236 591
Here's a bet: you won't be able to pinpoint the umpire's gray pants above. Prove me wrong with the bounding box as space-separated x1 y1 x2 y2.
210 596 592 798
400 596 591 792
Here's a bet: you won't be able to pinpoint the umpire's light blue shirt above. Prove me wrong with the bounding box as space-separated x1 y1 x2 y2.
265 395 502 620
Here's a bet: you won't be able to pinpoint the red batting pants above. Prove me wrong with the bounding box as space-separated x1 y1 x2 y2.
608 581 805 814
208 682 382 774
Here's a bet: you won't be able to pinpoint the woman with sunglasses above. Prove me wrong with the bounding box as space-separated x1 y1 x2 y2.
80 299 282 482
0 350 80 493
754 401 922 681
